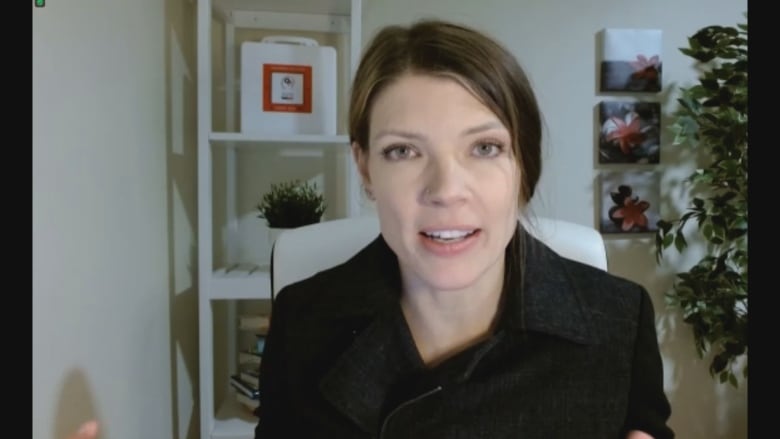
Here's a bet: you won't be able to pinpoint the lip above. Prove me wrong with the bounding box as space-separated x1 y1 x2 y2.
418 228 481 257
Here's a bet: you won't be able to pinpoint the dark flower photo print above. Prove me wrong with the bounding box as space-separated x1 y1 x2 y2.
599 171 660 234
600 28 662 93
598 100 661 164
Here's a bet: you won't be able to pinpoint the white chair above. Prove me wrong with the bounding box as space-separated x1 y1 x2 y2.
270 215 608 298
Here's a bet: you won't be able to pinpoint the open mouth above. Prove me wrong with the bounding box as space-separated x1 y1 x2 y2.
420 229 480 243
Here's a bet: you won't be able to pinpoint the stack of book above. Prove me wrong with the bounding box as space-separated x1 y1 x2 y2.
230 368 260 411
232 314 269 412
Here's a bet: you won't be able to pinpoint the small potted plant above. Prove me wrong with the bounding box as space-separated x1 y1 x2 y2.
256 179 327 244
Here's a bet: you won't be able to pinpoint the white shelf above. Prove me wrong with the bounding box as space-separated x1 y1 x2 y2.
210 266 271 300
213 0 351 16
213 1 351 32
210 131 350 148
213 395 257 439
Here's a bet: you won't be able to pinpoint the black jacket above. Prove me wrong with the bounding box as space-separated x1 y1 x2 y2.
254 228 674 438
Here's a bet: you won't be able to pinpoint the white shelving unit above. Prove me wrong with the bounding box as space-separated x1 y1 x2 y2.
197 1 363 438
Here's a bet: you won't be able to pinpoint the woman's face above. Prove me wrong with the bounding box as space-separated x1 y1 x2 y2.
354 73 521 293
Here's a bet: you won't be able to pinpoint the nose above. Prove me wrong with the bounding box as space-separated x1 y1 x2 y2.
421 156 469 206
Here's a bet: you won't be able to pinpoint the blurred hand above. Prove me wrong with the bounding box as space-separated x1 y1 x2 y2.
66 420 99 439
626 431 653 439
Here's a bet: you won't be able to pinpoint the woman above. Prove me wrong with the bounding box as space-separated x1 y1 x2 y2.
253 19 674 438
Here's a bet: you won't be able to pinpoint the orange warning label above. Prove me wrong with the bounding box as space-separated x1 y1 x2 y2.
262 64 313 113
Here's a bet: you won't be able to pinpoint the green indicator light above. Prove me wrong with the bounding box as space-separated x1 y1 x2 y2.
35 0 46 7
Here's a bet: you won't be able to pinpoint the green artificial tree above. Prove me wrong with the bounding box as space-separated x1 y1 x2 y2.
655 17 747 387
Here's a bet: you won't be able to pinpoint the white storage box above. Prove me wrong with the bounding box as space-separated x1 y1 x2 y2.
241 36 337 136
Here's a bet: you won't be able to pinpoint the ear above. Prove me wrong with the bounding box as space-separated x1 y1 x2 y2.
351 142 371 186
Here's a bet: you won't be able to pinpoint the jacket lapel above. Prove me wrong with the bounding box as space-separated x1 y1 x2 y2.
318 308 419 433
317 236 416 433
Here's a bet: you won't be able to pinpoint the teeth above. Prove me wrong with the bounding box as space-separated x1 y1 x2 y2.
424 230 474 239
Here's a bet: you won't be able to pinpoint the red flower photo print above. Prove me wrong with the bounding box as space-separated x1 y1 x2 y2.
600 28 662 93
599 171 661 234
598 100 661 164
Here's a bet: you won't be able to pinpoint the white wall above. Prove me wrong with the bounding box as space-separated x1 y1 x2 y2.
361 1 747 438
33 0 199 438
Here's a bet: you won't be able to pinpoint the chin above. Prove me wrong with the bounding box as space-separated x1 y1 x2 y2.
415 264 486 292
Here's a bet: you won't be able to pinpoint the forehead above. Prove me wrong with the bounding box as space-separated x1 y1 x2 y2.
368 73 501 130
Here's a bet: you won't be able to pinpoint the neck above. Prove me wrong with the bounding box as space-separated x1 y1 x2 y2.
400 259 505 367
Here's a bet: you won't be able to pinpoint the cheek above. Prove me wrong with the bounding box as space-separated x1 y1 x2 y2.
368 162 416 223
480 162 520 212
485 169 521 244
368 160 418 198
485 187 519 227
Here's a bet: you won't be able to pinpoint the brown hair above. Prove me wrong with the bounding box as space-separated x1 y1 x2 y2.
348 19 543 206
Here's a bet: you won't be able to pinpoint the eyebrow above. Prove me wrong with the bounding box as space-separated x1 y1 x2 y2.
372 121 506 143
460 121 506 136
371 129 428 143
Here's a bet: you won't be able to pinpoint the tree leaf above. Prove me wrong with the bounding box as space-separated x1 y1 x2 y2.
700 78 719 90
663 232 675 249
674 232 688 252
702 224 713 239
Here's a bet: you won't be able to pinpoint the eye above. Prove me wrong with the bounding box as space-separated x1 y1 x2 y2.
381 144 419 161
472 142 504 157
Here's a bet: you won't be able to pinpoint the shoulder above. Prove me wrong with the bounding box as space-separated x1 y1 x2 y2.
266 236 398 363
520 226 653 339
563 257 648 311
272 235 397 315
522 232 650 322
273 259 356 310
557 256 655 342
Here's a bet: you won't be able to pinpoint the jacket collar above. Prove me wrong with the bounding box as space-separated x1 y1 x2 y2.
318 225 598 432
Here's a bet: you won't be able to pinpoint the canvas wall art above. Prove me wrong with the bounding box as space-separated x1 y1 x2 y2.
598 100 661 164
599 171 661 234
600 28 662 93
